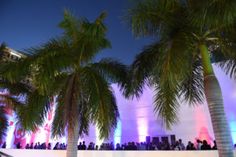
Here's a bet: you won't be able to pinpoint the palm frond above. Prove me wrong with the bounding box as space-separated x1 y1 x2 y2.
152 30 198 127
188 0 236 28
151 46 182 128
16 90 51 131
59 10 82 43
213 28 236 79
24 38 72 94
0 43 7 52
0 79 31 95
125 42 160 98
81 67 119 139
77 95 90 137
63 74 80 132
94 92 119 139
51 97 66 138
45 72 73 138
59 10 111 64
52 74 90 138
90 58 128 87
128 26 195 128
0 79 29 110
213 45 236 79
55 73 80 134
179 57 205 105
153 81 180 129
0 58 32 83
0 43 7 61
126 0 180 37
75 15 111 64
0 94 24 110
0 107 8 139
217 60 236 80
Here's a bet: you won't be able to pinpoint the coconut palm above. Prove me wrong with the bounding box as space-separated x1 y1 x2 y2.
125 0 236 157
4 11 127 157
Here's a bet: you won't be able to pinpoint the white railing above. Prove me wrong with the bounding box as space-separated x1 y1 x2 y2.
0 151 13 157
0 149 236 157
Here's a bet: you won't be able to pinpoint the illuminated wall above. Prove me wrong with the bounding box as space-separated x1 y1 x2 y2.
109 65 236 145
2 65 236 148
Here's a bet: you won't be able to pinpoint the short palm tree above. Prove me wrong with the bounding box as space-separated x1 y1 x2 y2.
0 43 30 142
0 79 30 141
5 11 127 157
125 0 236 157
0 43 7 61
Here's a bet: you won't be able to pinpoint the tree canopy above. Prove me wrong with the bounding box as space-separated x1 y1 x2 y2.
125 0 236 128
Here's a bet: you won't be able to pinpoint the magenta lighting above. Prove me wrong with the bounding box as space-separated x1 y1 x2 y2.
2 65 236 147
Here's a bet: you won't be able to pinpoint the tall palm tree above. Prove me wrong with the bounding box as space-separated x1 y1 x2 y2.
125 0 236 157
4 11 127 157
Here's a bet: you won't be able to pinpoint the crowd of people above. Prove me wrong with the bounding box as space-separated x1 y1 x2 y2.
1 139 236 151
75 139 218 151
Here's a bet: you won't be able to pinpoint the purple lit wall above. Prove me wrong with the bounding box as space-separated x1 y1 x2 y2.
110 84 215 145
2 65 236 148
108 65 236 145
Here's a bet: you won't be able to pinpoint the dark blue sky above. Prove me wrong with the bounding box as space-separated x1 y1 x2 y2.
0 0 152 64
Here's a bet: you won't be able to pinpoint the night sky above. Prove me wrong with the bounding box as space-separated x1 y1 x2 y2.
0 0 152 64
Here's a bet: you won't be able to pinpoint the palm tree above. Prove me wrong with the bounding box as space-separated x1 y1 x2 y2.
0 43 30 142
0 43 7 61
125 0 236 157
0 79 30 141
5 11 127 157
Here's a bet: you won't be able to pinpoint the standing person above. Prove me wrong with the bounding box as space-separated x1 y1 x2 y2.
16 142 21 149
196 139 203 150
212 140 217 150
53 142 59 150
201 140 211 150
178 139 185 150
30 143 34 149
186 141 192 150
77 142 82 150
25 143 30 149
1 142 6 148
47 143 51 150
82 141 86 150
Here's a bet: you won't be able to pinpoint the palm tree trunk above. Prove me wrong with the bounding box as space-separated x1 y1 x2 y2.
200 44 233 157
204 75 233 157
66 121 79 157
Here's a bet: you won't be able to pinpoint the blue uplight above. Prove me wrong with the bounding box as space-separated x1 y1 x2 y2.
229 121 236 144
114 120 122 145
